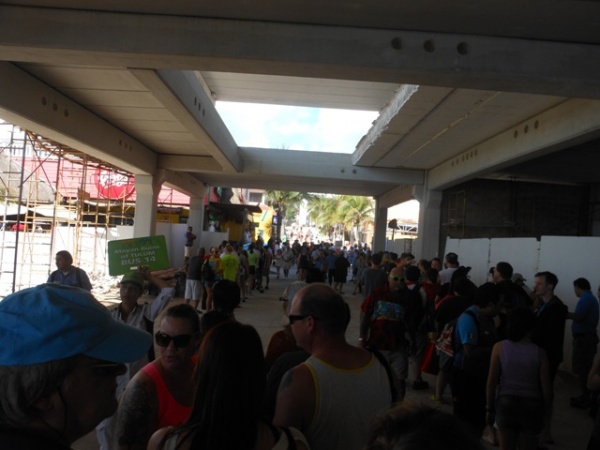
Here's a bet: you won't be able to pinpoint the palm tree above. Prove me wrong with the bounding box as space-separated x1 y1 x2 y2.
306 195 345 241
338 195 375 242
264 190 306 240
306 194 374 242
306 196 331 238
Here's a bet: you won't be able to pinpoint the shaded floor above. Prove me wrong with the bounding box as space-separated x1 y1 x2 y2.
75 273 594 449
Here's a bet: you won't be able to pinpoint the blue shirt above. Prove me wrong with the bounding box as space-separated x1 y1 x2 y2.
47 267 92 291
453 306 497 370
454 306 480 368
572 290 599 335
185 231 195 246
348 251 357 265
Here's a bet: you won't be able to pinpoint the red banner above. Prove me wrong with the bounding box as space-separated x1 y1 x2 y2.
94 169 135 200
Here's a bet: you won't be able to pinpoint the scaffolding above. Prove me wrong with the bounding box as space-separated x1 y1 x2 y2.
0 122 142 295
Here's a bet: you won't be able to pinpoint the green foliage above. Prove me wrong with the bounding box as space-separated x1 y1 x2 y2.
265 191 374 241
264 190 308 237
306 194 374 241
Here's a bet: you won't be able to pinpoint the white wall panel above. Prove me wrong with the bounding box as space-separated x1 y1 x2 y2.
489 237 540 288
443 235 600 374
444 237 490 286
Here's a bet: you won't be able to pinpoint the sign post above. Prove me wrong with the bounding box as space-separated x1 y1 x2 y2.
107 235 170 275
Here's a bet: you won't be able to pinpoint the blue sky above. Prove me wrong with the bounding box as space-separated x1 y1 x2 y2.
216 101 379 153
215 103 420 219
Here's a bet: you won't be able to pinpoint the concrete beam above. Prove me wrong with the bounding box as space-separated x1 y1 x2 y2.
354 85 421 165
239 148 424 185
428 99 600 190
377 185 417 209
161 171 206 199
157 155 222 173
1 6 600 99
155 70 241 172
0 62 216 198
0 61 157 175
159 148 423 184
129 69 235 172
157 148 423 197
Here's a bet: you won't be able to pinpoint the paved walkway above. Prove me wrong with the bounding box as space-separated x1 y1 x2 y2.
74 273 593 449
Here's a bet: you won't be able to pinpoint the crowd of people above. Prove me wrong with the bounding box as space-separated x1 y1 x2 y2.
182 238 371 314
1 244 599 450
354 250 599 450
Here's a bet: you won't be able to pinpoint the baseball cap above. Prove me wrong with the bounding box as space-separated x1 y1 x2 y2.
120 271 145 289
0 283 152 365
512 273 526 283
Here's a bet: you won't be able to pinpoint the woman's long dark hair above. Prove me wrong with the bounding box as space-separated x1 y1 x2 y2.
167 321 266 449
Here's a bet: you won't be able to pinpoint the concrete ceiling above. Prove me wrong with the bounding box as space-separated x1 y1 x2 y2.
1 1 600 207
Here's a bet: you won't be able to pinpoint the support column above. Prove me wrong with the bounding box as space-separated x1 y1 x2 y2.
187 191 207 233
372 199 388 252
133 172 164 238
413 186 443 259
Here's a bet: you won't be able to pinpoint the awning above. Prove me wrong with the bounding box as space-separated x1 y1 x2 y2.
207 202 262 215
29 204 76 221
0 203 76 221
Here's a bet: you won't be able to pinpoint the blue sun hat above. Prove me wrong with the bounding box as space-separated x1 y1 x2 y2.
0 283 152 365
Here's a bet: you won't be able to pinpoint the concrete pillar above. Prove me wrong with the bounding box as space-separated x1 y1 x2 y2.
372 199 388 252
133 172 165 238
413 186 443 259
187 192 207 233
591 184 600 236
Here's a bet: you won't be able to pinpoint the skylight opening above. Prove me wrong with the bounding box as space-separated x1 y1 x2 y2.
216 101 378 154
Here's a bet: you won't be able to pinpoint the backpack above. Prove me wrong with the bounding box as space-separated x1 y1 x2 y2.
509 285 533 309
368 346 398 404
435 309 477 358
202 260 215 282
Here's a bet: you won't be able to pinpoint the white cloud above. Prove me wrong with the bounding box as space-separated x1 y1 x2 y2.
216 101 377 153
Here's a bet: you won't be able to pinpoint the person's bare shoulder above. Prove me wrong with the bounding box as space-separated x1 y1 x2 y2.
117 370 158 450
147 426 174 450
273 363 315 432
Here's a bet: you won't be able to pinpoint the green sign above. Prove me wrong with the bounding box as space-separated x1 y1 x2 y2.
107 235 170 275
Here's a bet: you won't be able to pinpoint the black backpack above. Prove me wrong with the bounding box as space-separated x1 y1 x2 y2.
202 261 215 282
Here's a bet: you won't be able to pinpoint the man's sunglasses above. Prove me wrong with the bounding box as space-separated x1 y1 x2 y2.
155 332 196 348
389 276 401 281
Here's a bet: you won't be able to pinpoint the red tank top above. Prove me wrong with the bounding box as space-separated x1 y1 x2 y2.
141 363 192 428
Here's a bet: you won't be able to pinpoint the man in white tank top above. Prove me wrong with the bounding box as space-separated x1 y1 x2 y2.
274 284 392 450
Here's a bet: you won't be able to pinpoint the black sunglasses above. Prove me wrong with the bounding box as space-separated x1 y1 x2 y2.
288 314 313 325
389 276 401 281
155 332 196 348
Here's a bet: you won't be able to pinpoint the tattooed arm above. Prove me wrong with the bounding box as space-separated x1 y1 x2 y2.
116 370 159 450
272 363 315 433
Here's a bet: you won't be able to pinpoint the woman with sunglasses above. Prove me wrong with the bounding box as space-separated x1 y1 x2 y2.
116 304 201 450
148 321 309 450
